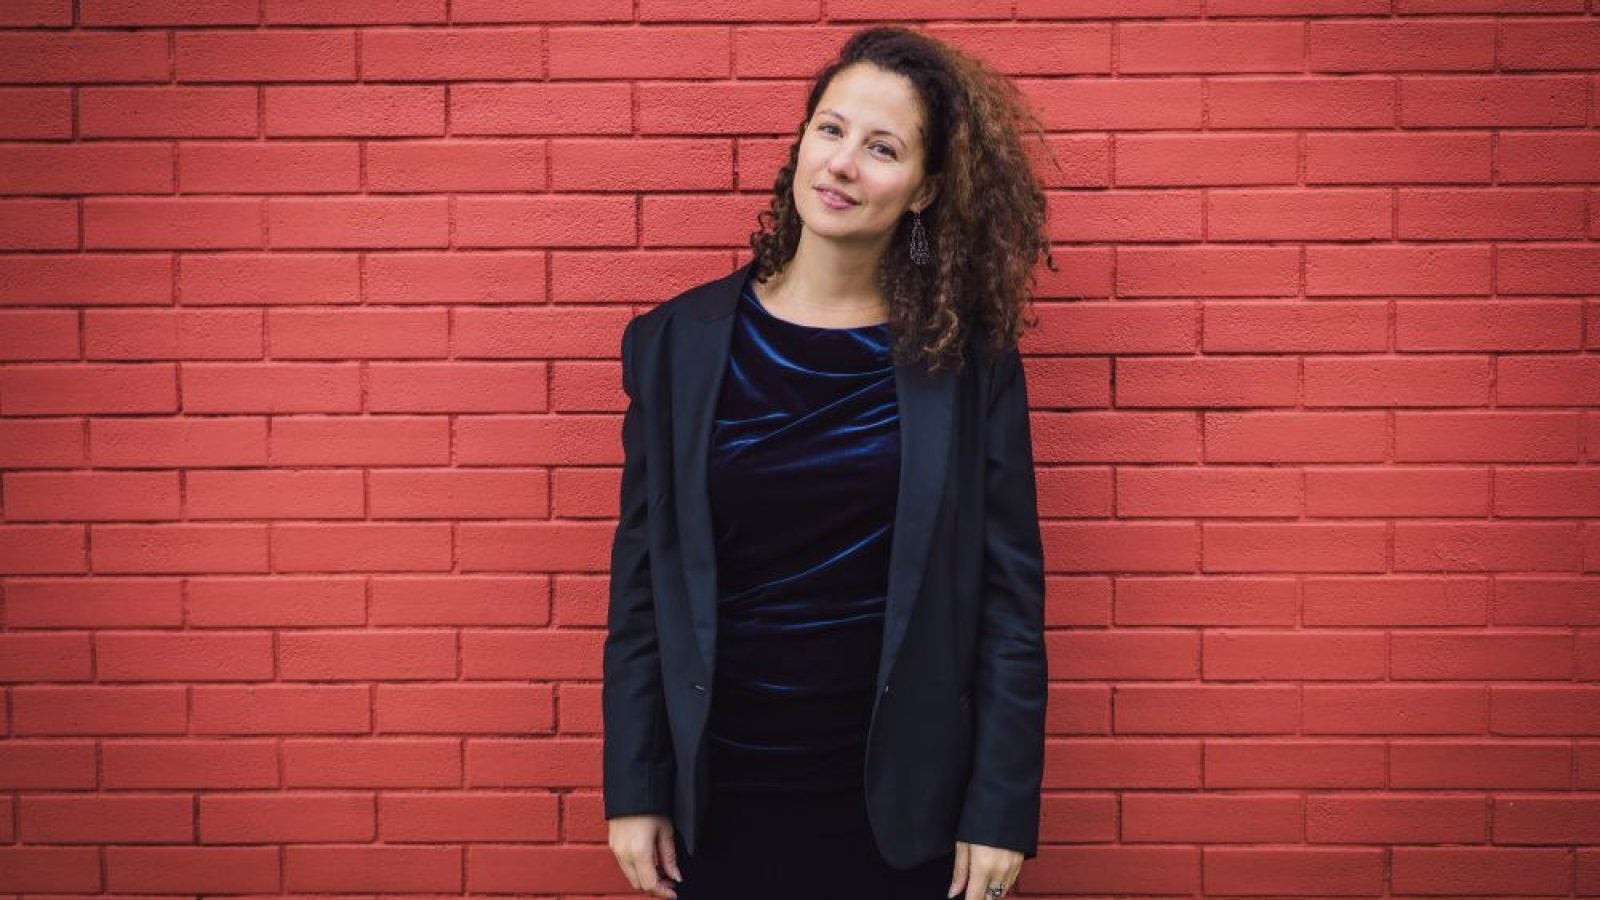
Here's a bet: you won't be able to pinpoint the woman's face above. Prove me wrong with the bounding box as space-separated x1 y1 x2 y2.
791 62 938 252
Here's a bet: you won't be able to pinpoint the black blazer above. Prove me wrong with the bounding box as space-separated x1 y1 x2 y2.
602 259 1047 870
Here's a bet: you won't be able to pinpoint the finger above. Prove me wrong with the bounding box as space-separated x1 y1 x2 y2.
631 845 664 896
616 854 642 892
657 825 682 884
947 841 969 899
965 863 1000 900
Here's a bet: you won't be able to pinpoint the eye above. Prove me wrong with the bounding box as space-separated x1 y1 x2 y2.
872 143 898 159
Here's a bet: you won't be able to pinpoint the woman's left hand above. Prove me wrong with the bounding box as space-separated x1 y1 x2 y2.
947 840 1023 900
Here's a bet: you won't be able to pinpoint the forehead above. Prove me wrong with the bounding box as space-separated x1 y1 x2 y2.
814 63 925 144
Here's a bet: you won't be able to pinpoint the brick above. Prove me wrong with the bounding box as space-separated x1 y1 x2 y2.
1401 75 1588 127
266 85 444 137
1391 740 1571 788
1304 577 1489 628
181 363 362 414
549 26 730 79
85 199 263 251
185 470 363 520
1117 246 1299 297
1307 244 1491 296
179 142 359 194
922 23 1113 77
1048 190 1202 242
1392 632 1574 679
0 310 78 361
366 363 546 413
1305 467 1490 517
1396 411 1579 463
1394 522 1582 571
638 82 811 134
88 418 266 469
181 254 359 305
177 30 356 82
1029 78 1203 130
82 0 257 25
84 308 263 361
1114 357 1296 408
1392 847 1572 895
0 32 168 84
271 418 447 467
551 139 731 191
0 254 172 305
1115 133 1297 186
1206 412 1386 462
1304 685 1487 734
828 0 1007 18
1115 685 1299 734
367 469 548 519
268 308 447 359
1121 22 1303 74
454 195 634 248
1309 20 1495 71
1396 301 1582 352
1498 245 1600 294
1207 188 1391 241
451 83 630 135
1303 357 1491 408
640 193 773 246
1306 131 1490 184
1500 19 1600 70
1205 848 1384 896
1498 133 1600 183
1399 188 1585 239
362 28 543 81
1204 301 1388 353
453 0 631 21
639 0 819 20
265 0 445 24
91 525 268 573
366 141 545 193
0 199 77 251
1490 686 1600 735
0 0 71 26
273 525 455 576
0 88 71 138
0 143 173 194
267 198 449 249
1498 357 1600 406
364 252 546 304
1209 77 1393 128
80 87 258 139
1204 522 1388 573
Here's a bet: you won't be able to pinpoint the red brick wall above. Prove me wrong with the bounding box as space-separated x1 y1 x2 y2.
1 1 1597 897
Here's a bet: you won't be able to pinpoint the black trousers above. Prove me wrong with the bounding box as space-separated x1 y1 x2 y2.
669 786 957 900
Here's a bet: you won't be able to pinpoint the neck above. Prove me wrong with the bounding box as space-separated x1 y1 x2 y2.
763 231 891 324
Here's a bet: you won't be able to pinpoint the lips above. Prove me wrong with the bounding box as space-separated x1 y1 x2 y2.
815 186 858 205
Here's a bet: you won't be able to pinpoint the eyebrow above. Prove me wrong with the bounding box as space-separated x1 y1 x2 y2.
817 108 905 147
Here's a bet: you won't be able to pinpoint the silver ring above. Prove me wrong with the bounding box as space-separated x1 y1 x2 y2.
987 884 1005 899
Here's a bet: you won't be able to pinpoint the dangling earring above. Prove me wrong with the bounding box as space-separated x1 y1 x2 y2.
908 208 932 266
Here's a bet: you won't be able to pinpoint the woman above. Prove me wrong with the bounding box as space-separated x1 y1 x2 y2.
603 24 1056 900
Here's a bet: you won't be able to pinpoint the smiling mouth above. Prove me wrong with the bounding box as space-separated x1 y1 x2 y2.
816 187 858 205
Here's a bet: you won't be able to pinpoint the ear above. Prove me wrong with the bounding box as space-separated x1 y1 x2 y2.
912 178 939 214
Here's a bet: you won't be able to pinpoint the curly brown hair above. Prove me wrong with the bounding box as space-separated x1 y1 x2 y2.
749 25 1060 375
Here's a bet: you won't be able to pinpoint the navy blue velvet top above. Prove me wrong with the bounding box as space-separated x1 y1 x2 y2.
704 269 901 795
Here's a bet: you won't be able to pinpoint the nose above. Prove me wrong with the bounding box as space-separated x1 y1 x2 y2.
826 143 856 179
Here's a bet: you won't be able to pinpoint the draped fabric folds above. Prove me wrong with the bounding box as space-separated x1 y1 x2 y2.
704 269 902 795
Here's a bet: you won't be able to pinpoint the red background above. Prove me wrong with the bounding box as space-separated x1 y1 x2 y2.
1 0 1598 897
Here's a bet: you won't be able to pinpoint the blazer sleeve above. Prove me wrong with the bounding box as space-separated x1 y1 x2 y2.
601 315 677 819
955 344 1048 858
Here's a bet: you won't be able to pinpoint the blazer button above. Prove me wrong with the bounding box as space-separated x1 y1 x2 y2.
693 683 706 693
882 683 891 695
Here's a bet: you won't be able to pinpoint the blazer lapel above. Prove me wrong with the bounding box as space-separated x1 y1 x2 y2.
669 261 957 691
